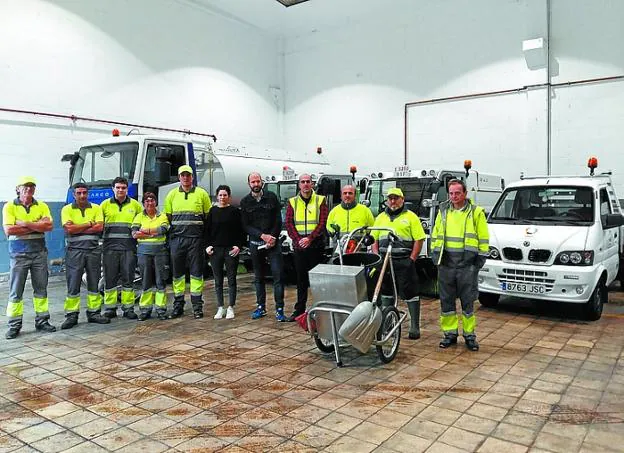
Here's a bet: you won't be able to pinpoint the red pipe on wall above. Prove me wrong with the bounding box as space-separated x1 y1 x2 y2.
403 74 624 166
0 107 217 141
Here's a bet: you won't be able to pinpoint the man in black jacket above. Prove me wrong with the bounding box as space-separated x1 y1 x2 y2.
240 172 286 321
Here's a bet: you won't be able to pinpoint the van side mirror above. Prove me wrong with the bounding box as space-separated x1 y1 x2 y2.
603 213 624 229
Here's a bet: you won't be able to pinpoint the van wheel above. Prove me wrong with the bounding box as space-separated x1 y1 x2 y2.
478 292 500 308
585 279 606 321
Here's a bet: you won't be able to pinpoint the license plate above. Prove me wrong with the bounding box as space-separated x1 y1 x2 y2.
501 282 545 294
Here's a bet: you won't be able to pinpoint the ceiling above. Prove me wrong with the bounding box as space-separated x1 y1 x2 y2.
181 0 392 37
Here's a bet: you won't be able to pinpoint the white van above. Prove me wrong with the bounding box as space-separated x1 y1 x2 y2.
478 166 624 320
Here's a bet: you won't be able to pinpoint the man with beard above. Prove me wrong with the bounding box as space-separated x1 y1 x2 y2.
240 172 286 321
371 188 425 340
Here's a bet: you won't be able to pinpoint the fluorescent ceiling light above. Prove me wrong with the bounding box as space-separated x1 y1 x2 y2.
275 0 310 7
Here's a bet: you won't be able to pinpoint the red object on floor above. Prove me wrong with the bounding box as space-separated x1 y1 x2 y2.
296 312 316 332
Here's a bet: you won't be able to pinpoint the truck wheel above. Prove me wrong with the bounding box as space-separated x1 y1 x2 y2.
478 292 500 308
585 279 606 321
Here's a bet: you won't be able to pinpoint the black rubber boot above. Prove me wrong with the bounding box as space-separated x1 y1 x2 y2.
406 297 421 340
61 313 79 330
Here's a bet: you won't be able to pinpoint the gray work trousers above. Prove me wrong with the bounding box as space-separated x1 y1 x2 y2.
66 247 102 315
438 264 478 340
8 251 49 329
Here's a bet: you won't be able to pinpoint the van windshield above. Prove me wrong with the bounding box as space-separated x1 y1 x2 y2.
71 142 139 187
366 177 437 217
489 186 594 224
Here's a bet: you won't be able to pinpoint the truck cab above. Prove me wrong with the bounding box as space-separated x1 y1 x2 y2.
478 159 624 320
363 164 503 295
62 132 216 207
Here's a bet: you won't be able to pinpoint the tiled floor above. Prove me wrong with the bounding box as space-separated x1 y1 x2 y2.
1 275 623 452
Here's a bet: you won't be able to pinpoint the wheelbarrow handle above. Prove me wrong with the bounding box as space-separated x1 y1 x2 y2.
371 244 392 305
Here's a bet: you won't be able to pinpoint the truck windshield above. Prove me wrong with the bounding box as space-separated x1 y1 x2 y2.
367 177 437 217
489 186 594 224
71 142 139 187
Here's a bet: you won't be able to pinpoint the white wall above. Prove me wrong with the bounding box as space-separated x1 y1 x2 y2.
282 0 624 194
0 0 282 201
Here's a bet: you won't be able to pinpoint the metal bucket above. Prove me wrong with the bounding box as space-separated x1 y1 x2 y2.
332 252 382 302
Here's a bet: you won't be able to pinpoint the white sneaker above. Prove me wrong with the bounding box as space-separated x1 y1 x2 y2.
214 307 226 319
226 306 235 319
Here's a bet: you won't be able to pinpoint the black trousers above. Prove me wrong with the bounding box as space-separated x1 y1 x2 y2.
293 246 324 314
209 246 239 307
381 256 420 301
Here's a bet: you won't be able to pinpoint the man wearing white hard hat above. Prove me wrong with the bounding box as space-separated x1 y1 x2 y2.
2 176 56 339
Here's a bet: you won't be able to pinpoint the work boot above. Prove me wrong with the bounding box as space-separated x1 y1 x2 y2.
5 327 20 340
193 310 204 319
170 306 184 319
103 309 118 319
61 313 79 330
406 297 421 340
35 320 57 333
123 309 138 320
87 313 111 324
439 335 458 349
138 311 151 321
157 311 168 321
465 337 480 351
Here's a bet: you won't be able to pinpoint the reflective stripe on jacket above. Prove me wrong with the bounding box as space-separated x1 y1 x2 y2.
164 186 212 238
372 209 426 257
288 192 325 236
132 211 170 255
100 196 142 250
61 202 103 250
431 200 489 266
2 198 50 255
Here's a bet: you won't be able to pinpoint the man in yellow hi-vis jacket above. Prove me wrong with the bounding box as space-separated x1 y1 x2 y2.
164 165 212 319
431 179 489 351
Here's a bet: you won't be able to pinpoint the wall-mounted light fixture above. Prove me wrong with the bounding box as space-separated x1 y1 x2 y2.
522 37 548 70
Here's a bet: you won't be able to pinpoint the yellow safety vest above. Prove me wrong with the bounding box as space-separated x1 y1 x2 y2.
327 204 375 236
431 200 489 266
61 202 103 250
289 192 325 235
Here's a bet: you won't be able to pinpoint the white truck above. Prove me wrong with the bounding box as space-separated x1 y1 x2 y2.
62 131 331 206
478 159 624 320
362 163 504 295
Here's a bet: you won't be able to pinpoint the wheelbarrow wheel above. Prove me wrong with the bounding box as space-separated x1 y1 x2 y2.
314 336 335 353
376 305 401 363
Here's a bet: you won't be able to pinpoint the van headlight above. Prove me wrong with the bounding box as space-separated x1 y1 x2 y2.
489 246 501 260
554 251 593 266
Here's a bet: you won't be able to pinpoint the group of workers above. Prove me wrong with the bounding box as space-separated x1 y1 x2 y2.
3 167 489 352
